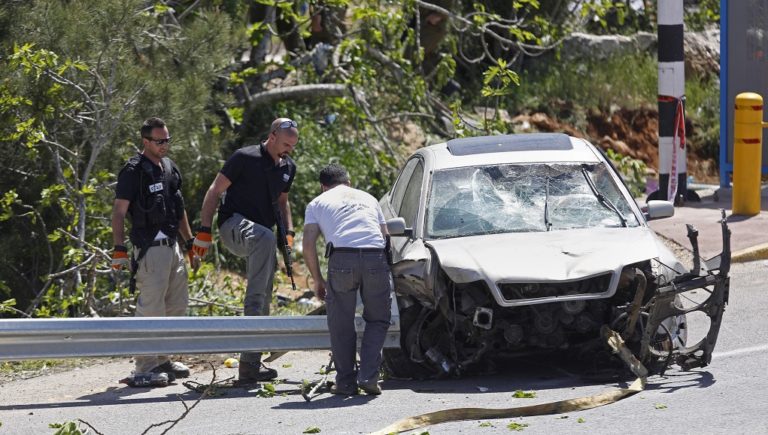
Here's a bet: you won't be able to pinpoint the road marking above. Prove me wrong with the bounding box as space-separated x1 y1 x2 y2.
713 344 768 359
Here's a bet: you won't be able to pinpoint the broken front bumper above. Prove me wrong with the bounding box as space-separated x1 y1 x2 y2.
640 210 731 374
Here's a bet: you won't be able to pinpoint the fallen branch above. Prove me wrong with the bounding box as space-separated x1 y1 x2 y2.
140 362 221 435
189 297 244 313
247 84 348 109
47 253 97 279
1 304 31 318
77 419 105 435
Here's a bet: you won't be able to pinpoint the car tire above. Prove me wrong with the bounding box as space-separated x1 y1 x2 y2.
382 303 437 380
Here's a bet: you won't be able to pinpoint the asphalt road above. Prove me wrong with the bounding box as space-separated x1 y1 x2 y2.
1 260 767 435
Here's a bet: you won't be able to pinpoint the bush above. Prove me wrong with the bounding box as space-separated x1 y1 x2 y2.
605 148 647 198
509 53 658 118
685 76 720 162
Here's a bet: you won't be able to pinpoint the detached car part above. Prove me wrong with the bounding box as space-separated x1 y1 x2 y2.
640 211 730 374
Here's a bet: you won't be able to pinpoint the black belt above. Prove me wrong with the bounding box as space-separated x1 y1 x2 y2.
328 246 384 255
325 243 385 257
150 238 176 247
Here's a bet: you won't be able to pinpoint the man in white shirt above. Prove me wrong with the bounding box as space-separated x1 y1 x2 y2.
303 164 392 396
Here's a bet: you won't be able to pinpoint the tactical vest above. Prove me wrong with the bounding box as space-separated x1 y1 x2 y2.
123 155 184 246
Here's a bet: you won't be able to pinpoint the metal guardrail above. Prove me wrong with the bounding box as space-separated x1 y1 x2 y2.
0 314 400 361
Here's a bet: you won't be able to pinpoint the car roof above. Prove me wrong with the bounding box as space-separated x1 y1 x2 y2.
421 133 603 171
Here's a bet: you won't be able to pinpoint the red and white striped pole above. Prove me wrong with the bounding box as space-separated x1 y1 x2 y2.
654 0 688 205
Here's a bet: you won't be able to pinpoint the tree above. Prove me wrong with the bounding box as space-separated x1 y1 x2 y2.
0 0 239 315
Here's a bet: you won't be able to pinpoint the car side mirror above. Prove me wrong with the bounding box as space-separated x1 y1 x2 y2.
644 200 674 220
386 217 413 238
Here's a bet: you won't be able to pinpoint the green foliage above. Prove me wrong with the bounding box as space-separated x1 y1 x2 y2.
49 421 92 435
685 77 720 162
507 422 529 431
605 149 647 198
482 59 520 98
303 427 321 434
511 53 657 117
186 264 245 317
254 382 277 398
512 390 537 399
0 0 239 314
581 1 653 35
685 0 720 31
0 298 18 315
288 113 397 223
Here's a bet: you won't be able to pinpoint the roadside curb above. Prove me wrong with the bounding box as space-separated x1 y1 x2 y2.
731 243 768 263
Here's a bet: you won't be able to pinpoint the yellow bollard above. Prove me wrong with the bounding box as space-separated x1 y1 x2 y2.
732 92 766 215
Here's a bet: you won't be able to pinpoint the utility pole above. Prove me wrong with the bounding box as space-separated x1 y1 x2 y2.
652 0 692 205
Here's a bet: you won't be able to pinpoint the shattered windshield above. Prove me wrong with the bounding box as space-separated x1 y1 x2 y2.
426 163 640 239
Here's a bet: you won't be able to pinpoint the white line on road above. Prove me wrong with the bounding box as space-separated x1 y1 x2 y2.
713 344 768 359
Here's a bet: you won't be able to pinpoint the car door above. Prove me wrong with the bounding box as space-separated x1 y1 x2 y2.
387 157 436 308
389 158 424 259
382 158 419 219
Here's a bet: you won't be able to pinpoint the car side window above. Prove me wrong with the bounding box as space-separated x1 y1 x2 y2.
390 158 419 213
398 161 424 230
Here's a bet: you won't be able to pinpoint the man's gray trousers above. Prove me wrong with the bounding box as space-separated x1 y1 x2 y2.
326 249 392 388
220 213 277 364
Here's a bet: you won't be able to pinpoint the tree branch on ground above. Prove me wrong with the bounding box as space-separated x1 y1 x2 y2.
247 84 348 109
140 362 223 435
76 418 105 435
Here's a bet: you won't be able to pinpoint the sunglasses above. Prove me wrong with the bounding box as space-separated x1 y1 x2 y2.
273 120 298 132
146 137 172 145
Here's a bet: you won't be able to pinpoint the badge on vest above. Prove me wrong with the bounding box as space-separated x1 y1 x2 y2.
282 173 290 182
149 182 164 193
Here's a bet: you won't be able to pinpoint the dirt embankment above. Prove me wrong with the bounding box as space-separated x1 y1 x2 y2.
512 108 719 184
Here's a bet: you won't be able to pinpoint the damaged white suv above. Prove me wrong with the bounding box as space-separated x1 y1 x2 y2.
381 133 730 379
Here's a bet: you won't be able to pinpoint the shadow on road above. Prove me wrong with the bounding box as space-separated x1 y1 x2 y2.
379 350 717 397
0 386 206 411
0 353 716 412
644 370 716 393
0 378 306 411
273 393 378 410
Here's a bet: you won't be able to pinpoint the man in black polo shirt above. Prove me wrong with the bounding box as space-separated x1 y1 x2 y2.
112 117 196 387
193 117 298 383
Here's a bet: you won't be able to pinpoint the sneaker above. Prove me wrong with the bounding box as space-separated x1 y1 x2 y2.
151 366 175 382
359 381 382 395
155 361 191 379
121 372 169 388
330 383 358 396
238 362 278 382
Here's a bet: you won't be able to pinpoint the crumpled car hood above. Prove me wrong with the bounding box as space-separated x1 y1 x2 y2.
427 227 667 284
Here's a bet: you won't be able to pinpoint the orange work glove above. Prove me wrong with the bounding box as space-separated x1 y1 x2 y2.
112 245 129 270
286 229 295 249
192 227 212 258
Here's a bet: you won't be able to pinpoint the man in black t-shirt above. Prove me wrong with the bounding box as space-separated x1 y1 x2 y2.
111 117 196 387
193 118 298 383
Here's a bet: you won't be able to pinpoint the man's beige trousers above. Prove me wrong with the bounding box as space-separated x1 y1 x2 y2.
133 243 188 373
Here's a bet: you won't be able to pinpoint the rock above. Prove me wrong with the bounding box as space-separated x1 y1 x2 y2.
599 137 633 156
388 120 426 154
474 107 513 123
561 32 640 60
559 30 720 79
684 29 720 77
